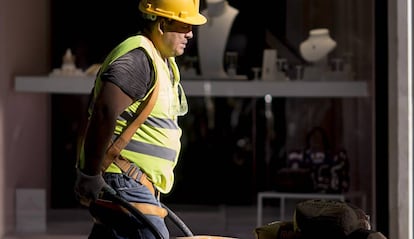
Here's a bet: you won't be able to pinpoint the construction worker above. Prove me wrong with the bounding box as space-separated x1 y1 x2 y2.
74 0 207 238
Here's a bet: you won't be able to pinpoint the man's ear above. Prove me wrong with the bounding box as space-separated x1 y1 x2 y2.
158 20 165 34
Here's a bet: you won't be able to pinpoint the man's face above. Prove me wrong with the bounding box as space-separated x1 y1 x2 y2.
159 19 193 57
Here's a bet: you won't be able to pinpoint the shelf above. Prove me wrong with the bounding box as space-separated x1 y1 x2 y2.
14 76 369 98
15 76 94 95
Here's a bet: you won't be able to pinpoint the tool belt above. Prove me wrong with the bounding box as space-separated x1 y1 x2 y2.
110 154 157 197
93 198 168 219
101 137 157 196
93 155 167 219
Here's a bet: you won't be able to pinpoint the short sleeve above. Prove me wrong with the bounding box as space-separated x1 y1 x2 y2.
100 48 153 101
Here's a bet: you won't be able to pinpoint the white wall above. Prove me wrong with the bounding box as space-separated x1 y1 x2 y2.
0 0 50 237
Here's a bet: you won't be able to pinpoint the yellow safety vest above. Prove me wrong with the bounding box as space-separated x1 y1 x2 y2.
82 35 187 194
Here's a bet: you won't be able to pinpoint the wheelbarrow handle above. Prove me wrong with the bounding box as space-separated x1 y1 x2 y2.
162 202 194 237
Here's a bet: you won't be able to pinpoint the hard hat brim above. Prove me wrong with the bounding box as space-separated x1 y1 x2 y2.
177 14 207 25
144 10 207 25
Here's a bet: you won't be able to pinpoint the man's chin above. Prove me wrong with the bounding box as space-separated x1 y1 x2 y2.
175 50 185 57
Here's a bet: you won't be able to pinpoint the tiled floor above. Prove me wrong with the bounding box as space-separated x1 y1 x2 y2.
11 203 285 239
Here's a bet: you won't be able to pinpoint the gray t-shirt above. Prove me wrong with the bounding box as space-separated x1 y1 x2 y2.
100 48 153 101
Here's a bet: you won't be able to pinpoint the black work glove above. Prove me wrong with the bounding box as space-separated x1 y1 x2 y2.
74 168 116 207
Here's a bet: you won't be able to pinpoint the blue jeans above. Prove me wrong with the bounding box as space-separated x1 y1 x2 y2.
88 173 169 239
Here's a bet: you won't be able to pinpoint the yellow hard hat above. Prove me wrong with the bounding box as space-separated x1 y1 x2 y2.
139 0 207 25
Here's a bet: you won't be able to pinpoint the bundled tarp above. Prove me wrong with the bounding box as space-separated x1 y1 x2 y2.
255 199 387 239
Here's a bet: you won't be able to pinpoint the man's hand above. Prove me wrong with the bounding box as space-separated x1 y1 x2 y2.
74 168 116 207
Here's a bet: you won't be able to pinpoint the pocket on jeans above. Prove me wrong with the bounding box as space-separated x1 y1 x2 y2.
116 177 155 203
